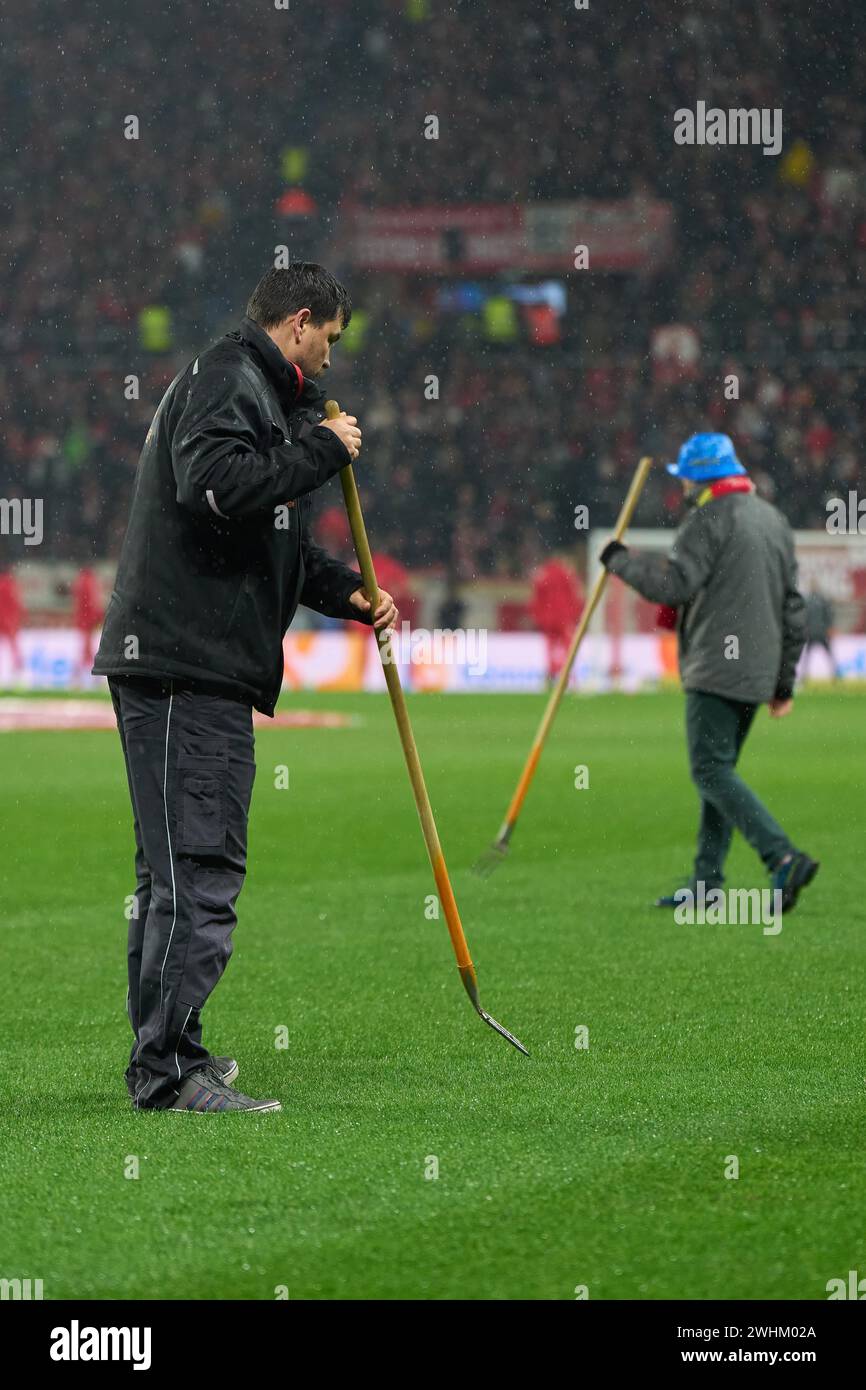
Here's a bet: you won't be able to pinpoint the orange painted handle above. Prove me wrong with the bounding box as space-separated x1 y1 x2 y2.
505 743 542 826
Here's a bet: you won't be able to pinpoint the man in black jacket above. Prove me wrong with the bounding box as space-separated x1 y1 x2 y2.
94 264 397 1112
600 433 818 914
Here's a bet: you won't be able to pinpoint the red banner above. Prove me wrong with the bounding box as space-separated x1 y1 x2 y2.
343 198 673 272
346 203 524 271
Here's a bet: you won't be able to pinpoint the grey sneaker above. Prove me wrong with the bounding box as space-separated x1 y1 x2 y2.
126 1056 238 1099
169 1068 281 1113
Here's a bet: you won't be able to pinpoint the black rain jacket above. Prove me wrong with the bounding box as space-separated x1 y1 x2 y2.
94 317 367 714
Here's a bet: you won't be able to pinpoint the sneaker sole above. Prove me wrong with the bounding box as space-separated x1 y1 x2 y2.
166 1099 282 1114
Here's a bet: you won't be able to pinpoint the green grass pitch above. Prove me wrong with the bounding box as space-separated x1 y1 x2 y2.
1 689 863 1300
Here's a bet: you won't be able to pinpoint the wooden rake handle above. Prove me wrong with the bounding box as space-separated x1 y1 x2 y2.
501 455 653 833
324 400 474 975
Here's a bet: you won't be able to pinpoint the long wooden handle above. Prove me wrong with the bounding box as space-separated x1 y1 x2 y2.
500 456 653 833
325 400 475 975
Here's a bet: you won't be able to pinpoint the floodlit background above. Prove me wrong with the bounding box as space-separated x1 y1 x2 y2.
1 0 865 689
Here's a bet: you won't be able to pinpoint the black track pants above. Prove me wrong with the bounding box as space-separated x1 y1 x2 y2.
108 676 256 1108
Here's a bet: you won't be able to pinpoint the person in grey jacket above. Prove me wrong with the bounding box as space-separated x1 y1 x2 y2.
803 586 839 680
601 433 819 912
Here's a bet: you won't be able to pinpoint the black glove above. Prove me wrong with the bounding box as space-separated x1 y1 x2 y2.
600 540 627 569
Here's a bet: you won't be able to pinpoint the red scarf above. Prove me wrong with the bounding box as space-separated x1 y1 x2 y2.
697 476 754 507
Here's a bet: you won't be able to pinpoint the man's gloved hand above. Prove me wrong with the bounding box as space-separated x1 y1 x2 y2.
600 540 628 570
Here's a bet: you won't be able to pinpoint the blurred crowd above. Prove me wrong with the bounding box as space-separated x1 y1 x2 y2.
1 0 864 574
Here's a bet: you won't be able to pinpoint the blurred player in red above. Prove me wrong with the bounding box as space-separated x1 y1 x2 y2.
72 566 103 684
530 555 584 684
371 551 412 627
0 566 24 682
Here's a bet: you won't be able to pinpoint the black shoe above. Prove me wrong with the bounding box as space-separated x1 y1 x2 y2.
772 852 820 913
126 1056 238 1100
168 1068 281 1113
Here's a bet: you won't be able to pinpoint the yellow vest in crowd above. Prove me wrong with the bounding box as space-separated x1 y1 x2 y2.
139 306 172 353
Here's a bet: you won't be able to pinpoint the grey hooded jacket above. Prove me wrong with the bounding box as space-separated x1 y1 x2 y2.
606 489 806 703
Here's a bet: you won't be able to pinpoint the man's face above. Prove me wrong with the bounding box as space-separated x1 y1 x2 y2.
293 313 344 378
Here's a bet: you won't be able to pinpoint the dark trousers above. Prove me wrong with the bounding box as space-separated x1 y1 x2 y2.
108 676 256 1108
685 690 792 886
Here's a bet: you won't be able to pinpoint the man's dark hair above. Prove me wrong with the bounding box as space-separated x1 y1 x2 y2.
246 263 352 331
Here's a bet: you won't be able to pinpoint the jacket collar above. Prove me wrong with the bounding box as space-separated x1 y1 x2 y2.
236 315 309 412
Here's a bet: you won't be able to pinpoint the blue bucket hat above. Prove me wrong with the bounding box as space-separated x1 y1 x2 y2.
666 433 746 482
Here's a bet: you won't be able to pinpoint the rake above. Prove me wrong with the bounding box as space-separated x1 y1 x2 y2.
473 455 653 877
325 400 528 1055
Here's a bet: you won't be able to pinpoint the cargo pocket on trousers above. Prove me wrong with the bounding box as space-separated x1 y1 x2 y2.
177 743 228 854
